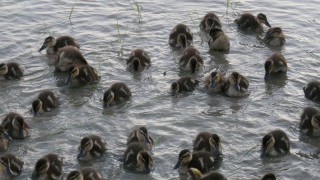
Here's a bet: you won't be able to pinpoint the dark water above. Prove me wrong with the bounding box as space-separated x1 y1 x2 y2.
0 0 320 179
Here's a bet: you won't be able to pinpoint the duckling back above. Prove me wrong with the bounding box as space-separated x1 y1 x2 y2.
300 107 320 136
208 28 230 51
0 62 23 80
169 24 193 49
303 81 320 102
179 47 203 73
55 46 88 72
1 112 29 139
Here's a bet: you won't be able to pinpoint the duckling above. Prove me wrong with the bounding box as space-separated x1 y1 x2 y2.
225 72 249 97
127 127 154 150
103 82 132 108
193 132 222 158
300 107 320 136
32 90 58 115
204 71 227 94
0 154 24 178
264 53 287 80
234 13 271 33
0 62 23 80
187 168 226 180
261 173 276 180
55 46 88 72
261 130 290 157
32 154 63 180
67 168 102 180
179 47 203 73
171 77 199 95
123 142 155 173
169 24 193 49
208 28 230 51
303 81 320 102
127 49 151 72
263 27 285 47
1 112 29 139
39 36 79 55
77 135 107 161
174 149 216 175
65 64 100 85
199 12 222 32
0 125 11 151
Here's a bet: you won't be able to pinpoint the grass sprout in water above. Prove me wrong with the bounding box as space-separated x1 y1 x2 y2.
129 0 142 24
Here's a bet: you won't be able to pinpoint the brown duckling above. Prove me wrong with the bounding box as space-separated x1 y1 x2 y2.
0 62 23 80
103 82 132 108
1 112 29 139
261 173 276 180
208 28 230 51
199 12 222 32
127 49 151 72
0 125 11 151
204 71 227 94
171 77 199 95
127 126 154 150
179 47 203 73
0 154 24 178
234 13 271 33
300 107 320 136
39 36 79 55
32 90 58 116
123 142 155 173
303 81 320 102
263 27 285 47
225 72 249 97
77 135 107 161
264 53 287 80
193 132 222 158
187 168 226 180
67 167 102 180
55 46 88 72
65 64 100 85
32 154 63 180
174 149 216 175
169 24 193 49
261 130 290 157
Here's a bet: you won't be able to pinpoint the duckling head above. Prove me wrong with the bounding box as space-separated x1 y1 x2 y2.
32 158 50 179
209 134 222 158
229 72 241 91
174 149 192 169
261 173 276 180
103 90 115 108
210 71 221 88
66 65 80 84
177 34 187 48
0 156 12 176
187 168 202 180
137 127 152 144
257 13 271 27
311 114 320 129
39 36 56 52
171 82 179 95
32 99 43 116
67 170 83 180
264 60 273 80
205 18 221 31
12 116 28 139
0 125 11 140
0 64 8 75
77 137 93 160
261 134 275 157
137 151 154 173
264 27 283 41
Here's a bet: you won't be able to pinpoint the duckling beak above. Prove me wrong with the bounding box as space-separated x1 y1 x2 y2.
103 102 108 108
65 75 72 84
264 72 269 81
260 148 267 158
174 160 181 169
265 20 271 28
39 43 47 52
234 84 241 91
210 81 216 88
4 132 12 140
77 149 84 160
32 172 40 180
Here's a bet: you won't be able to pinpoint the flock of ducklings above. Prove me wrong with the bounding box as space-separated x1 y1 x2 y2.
0 10 320 180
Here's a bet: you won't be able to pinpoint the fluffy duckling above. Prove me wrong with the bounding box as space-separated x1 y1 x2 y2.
300 107 320 136
55 46 88 72
174 149 215 174
261 173 276 180
0 62 23 80
225 72 249 97
77 135 107 161
193 132 222 158
261 130 290 157
39 36 79 55
171 77 199 95
199 12 222 32
1 112 29 139
0 154 24 178
127 49 151 72
179 47 203 73
169 24 193 49
263 27 285 47
208 28 230 51
103 82 132 107
303 81 320 102
234 13 271 33
204 71 227 94
32 154 63 180
187 168 226 180
32 90 58 116
0 125 11 151
127 127 154 150
65 64 100 85
264 53 287 80
67 168 102 180
123 142 155 173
